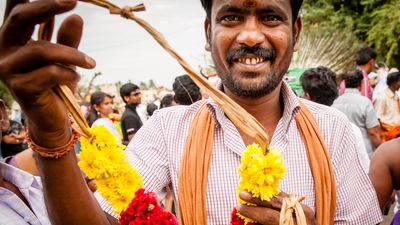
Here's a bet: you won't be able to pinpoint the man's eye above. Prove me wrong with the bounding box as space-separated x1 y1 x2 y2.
263 15 283 23
222 15 241 23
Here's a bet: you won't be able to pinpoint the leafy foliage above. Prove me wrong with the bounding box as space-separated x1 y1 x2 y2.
302 0 400 67
0 81 13 107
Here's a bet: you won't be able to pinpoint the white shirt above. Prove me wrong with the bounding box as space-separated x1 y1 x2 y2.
0 161 50 225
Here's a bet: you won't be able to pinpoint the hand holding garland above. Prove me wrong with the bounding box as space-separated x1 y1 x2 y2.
0 0 116 224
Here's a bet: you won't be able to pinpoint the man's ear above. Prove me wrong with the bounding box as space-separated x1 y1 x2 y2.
293 17 302 52
204 18 211 51
123 96 130 103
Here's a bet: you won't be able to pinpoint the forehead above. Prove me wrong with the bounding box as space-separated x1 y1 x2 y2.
211 0 292 15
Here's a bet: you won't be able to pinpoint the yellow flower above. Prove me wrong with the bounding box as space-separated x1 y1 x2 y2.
78 126 143 214
237 143 285 224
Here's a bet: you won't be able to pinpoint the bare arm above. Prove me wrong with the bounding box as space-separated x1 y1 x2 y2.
0 0 117 224
369 138 400 210
367 126 382 149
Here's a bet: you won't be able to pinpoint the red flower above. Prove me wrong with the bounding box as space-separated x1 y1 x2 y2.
119 189 178 225
230 208 256 225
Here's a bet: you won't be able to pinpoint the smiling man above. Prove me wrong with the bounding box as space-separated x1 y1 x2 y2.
0 0 382 224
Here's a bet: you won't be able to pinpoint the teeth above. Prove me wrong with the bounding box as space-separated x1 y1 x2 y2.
238 57 265 65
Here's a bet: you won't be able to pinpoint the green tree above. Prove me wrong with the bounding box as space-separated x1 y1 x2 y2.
302 0 400 66
139 81 148 90
0 81 13 107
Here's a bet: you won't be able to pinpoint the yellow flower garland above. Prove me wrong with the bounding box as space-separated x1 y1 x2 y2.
78 126 143 214
237 143 285 224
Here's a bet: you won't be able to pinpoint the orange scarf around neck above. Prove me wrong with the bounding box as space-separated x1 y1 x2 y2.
178 101 336 225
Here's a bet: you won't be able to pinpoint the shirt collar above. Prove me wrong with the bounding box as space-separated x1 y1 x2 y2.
385 88 396 98
0 161 41 190
345 88 361 94
206 80 301 137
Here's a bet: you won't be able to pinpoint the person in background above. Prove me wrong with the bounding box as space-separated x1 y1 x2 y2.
340 47 376 100
146 103 158 118
86 92 121 141
172 74 202 105
1 108 28 158
160 94 176 109
119 83 143 145
332 70 382 158
375 72 400 126
300 66 371 172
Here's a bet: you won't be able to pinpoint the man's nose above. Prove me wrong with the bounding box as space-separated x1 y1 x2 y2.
236 17 265 47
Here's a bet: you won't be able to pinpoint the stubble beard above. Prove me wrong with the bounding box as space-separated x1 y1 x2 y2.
217 70 283 98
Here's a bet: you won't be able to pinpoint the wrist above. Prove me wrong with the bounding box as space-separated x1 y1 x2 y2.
27 118 72 148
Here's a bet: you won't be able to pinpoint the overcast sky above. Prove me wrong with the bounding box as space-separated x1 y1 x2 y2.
0 0 208 88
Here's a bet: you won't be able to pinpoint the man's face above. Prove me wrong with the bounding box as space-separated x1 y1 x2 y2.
205 0 301 98
125 89 142 105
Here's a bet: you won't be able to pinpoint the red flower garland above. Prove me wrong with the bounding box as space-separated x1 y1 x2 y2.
230 208 256 225
119 189 178 225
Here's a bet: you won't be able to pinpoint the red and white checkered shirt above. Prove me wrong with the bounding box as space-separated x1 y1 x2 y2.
98 81 382 224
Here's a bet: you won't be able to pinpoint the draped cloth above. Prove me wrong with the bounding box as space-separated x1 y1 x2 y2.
178 101 336 225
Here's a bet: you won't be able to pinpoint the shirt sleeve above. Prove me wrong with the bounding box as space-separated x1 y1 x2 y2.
374 95 386 122
122 115 141 135
365 101 380 129
332 122 382 224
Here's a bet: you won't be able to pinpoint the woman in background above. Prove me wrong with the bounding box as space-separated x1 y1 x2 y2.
86 92 121 141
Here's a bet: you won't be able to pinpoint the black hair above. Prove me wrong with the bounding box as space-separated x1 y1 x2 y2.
120 83 140 103
300 66 338 106
343 70 364 89
160 94 175 109
86 92 112 126
172 75 201 105
355 47 377 65
200 0 303 22
387 72 400 86
146 103 158 117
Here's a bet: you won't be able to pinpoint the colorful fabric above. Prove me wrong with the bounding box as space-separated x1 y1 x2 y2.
97 81 382 224
339 69 373 100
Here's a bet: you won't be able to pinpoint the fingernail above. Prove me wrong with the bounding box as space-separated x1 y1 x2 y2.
85 55 96 67
239 190 252 200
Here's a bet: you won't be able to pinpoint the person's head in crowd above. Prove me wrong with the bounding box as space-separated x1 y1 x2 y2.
120 83 141 106
160 94 176 109
86 92 113 126
386 71 400 92
344 70 364 89
300 66 338 106
200 0 303 99
172 75 202 105
356 47 377 74
146 103 158 117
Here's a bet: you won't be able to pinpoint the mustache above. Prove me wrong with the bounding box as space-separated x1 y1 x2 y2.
226 46 276 65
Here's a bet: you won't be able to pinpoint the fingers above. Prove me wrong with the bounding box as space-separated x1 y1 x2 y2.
0 40 95 75
4 0 28 22
236 204 280 225
239 191 288 209
57 14 83 49
1 0 77 46
7 64 80 99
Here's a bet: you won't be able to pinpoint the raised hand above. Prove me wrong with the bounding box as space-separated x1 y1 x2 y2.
0 0 95 147
236 191 316 225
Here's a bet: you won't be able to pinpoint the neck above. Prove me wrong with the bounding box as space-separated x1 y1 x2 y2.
358 65 370 74
223 83 283 143
389 86 398 93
